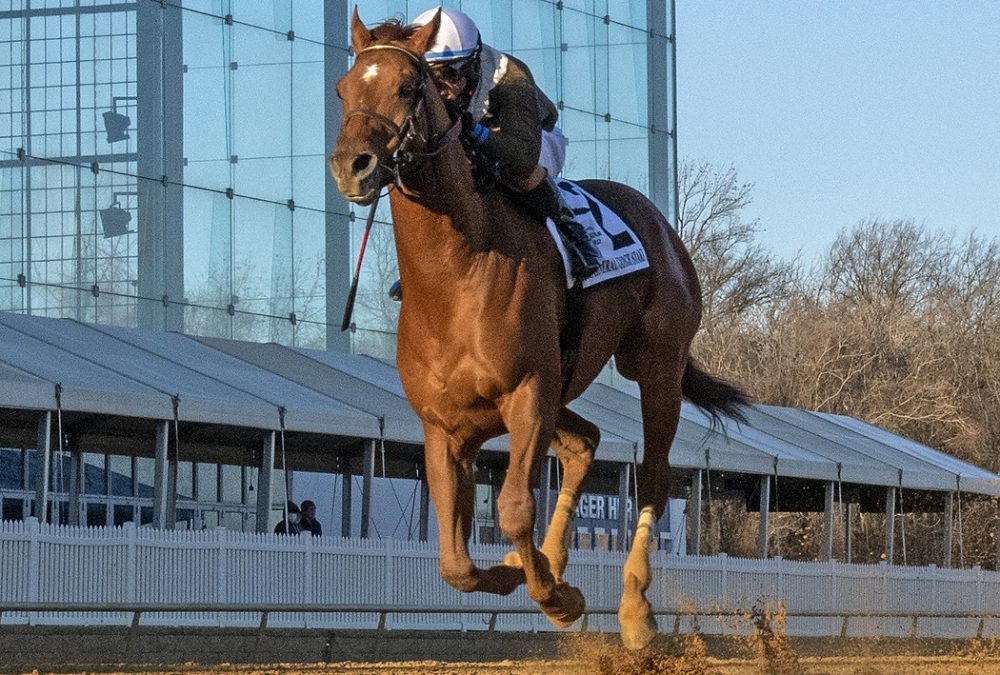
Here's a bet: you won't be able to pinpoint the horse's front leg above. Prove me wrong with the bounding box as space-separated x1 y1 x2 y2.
539 408 598 582
498 383 585 628
505 407 598 583
423 424 525 595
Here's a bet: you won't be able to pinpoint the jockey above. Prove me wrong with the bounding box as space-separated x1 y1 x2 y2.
389 7 600 301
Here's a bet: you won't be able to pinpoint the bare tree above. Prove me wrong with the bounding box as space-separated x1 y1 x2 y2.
351 219 399 359
690 211 1000 566
677 161 797 336
184 252 327 348
822 218 950 318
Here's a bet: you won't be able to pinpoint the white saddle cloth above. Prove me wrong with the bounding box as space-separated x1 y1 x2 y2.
545 179 650 289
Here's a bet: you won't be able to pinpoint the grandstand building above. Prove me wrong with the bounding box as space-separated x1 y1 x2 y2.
0 0 680 542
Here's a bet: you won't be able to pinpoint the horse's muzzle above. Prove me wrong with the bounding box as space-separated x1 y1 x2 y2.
330 151 384 204
343 187 379 206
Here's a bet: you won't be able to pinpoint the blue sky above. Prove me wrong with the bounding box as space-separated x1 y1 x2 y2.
676 2 1000 264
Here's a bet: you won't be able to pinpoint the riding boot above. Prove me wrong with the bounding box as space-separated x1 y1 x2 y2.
388 279 402 302
515 175 601 278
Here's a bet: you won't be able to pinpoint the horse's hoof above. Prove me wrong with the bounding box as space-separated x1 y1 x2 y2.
541 582 586 628
618 597 658 650
503 551 523 569
620 613 657 650
481 563 526 595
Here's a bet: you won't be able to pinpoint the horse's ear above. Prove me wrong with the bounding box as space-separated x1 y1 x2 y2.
408 8 441 57
351 6 373 54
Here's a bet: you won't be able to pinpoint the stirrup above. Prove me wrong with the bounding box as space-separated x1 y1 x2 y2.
557 219 601 278
389 279 402 302
553 226 599 279
567 246 600 278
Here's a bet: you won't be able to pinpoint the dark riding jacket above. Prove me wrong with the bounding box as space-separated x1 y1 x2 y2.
462 45 559 182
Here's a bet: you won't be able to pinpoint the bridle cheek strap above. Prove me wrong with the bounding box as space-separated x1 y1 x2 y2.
344 44 464 193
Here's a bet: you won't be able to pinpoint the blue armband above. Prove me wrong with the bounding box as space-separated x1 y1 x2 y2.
469 123 490 145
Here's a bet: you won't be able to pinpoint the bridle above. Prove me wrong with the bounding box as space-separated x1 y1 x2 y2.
343 44 463 194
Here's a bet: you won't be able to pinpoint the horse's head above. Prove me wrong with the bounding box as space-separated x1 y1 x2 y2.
330 8 445 205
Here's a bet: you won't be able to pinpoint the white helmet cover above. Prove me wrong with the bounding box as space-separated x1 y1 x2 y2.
413 7 481 62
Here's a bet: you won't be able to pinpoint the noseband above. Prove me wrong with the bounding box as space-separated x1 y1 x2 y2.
344 44 462 193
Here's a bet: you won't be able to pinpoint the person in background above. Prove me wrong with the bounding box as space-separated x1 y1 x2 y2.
273 500 302 535
299 499 323 536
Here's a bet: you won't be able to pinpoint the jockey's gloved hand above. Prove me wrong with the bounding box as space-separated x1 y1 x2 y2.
468 123 490 146
459 113 489 146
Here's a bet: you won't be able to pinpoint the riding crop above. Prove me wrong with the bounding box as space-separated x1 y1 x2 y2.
340 194 381 332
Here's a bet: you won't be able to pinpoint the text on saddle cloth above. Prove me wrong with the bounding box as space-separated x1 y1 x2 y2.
546 179 650 289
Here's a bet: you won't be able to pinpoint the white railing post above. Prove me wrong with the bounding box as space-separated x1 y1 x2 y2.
216 528 229 628
216 528 228 604
26 517 40 604
880 560 889 630
929 564 937 638
124 521 137 603
775 556 784 607
829 559 838 637
383 538 395 608
719 553 728 611
304 534 315 605
459 565 468 632
976 565 984 616
976 565 985 639
597 549 607 625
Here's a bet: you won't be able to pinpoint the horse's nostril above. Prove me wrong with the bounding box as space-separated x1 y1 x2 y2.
352 154 374 175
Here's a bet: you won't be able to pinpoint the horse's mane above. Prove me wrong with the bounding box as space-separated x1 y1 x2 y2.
370 18 418 44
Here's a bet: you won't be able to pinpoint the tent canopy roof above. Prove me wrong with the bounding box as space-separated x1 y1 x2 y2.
0 312 995 497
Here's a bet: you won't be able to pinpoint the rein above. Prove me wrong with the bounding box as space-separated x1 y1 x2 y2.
345 44 463 195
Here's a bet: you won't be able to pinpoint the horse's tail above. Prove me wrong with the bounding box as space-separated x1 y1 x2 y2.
682 357 751 427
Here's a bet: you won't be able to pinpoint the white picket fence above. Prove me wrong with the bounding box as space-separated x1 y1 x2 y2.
2 517 999 638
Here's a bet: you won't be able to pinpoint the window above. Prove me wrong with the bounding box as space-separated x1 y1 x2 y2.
109 454 133 496
2 497 24 522
196 462 218 502
112 503 134 525
83 452 106 494
0 448 23 489
86 502 107 526
220 464 241 503
135 456 154 497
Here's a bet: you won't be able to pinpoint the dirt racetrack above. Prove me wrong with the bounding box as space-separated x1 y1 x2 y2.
10 617 1000 674
17 632 1000 675
22 655 1000 675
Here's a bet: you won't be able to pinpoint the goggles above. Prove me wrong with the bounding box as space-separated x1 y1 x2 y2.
430 59 471 83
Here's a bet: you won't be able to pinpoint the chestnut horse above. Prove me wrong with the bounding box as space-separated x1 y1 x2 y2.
330 9 747 649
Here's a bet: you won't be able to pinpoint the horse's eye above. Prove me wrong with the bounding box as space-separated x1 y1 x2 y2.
398 83 415 99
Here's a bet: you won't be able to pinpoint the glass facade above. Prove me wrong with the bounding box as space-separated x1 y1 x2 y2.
1 1 676 532
2 0 675 354
1 1 140 325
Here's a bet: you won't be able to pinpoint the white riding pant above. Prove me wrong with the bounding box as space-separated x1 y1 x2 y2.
538 126 568 177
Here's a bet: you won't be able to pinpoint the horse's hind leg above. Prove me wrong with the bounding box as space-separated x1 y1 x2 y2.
617 355 685 650
505 407 598 583
423 424 525 595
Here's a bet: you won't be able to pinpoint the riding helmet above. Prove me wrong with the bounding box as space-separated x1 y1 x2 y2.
412 7 482 61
